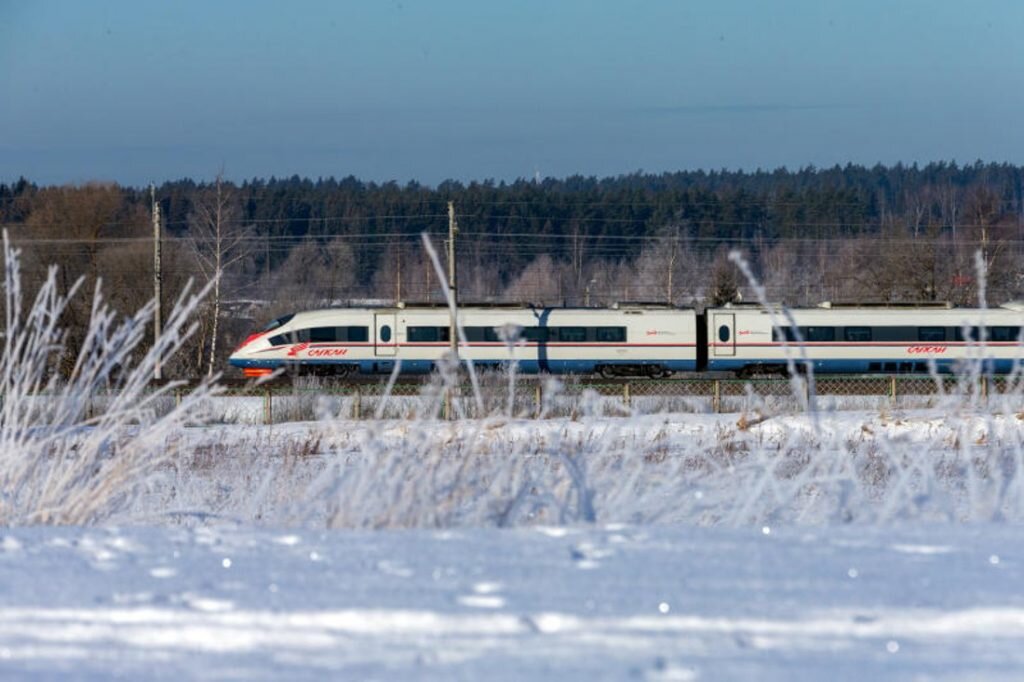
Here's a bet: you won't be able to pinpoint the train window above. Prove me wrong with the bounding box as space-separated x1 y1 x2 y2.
408 326 450 342
918 327 946 342
261 314 295 332
956 326 1020 342
884 362 897 372
408 326 438 342
992 326 1020 342
805 327 835 342
380 325 391 343
873 326 917 342
596 327 626 343
293 328 311 343
347 326 369 342
269 333 290 346
309 327 337 342
556 327 587 343
522 327 548 342
914 362 927 372
868 362 881 372
718 325 731 343
772 327 798 342
844 327 872 342
465 327 503 342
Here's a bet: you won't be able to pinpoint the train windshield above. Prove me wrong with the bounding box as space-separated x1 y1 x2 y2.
261 314 295 333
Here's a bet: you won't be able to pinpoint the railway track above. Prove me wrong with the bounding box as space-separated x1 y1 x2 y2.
158 372 742 391
152 372 990 394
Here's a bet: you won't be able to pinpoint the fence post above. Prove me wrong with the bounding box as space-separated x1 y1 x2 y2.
889 376 897 405
981 376 989 402
174 388 182 409
352 385 361 420
713 379 721 413
623 382 631 410
263 387 273 425
534 381 542 418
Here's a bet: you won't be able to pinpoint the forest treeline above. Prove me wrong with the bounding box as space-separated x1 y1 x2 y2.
1 161 1023 376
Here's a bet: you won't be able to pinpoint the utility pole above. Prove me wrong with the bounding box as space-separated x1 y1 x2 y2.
395 241 402 302
151 183 163 381
448 201 459 358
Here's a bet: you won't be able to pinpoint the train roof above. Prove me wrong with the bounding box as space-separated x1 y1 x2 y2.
710 303 1024 322
718 300 1024 313
286 302 695 315
816 301 955 309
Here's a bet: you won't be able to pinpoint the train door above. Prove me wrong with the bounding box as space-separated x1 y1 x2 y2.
374 313 397 356
712 313 735 356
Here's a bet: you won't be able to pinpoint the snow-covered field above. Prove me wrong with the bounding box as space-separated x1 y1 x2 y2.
0 408 1016 680
6 245 1024 679
125 409 1024 528
1 522 1023 680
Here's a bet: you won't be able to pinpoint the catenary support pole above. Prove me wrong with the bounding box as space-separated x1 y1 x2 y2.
151 184 163 381
448 201 459 359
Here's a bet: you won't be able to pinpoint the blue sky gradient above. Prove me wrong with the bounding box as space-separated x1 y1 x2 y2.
2 0 1022 186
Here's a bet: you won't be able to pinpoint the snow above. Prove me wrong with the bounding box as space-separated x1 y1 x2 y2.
116 408 1024 528
9 405 1024 679
0 524 1022 680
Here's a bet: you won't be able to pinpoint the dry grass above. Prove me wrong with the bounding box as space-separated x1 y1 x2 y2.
0 233 217 525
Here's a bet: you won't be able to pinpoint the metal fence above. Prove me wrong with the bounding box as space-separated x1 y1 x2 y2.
188 374 1019 424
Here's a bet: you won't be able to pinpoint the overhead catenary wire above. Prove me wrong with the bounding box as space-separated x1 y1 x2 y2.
7 230 1024 248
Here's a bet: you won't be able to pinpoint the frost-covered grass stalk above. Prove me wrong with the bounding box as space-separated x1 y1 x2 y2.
420 233 484 417
141 245 1024 530
728 250 817 415
198 246 1004 528
0 233 217 525
716 248 1024 525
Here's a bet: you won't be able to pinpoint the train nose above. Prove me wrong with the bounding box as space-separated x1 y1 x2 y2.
234 332 264 353
229 333 263 365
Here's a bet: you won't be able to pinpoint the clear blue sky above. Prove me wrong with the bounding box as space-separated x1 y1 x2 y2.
2 0 1023 187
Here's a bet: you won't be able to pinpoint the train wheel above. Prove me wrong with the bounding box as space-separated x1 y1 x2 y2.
598 365 617 380
645 365 666 379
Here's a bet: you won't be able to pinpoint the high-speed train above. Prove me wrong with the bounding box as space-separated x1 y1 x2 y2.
707 301 1024 375
230 303 696 378
229 301 1024 378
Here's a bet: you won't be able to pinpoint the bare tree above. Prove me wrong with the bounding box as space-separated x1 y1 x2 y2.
632 227 692 304
504 255 566 303
705 247 741 306
187 175 253 377
16 183 146 376
270 236 357 307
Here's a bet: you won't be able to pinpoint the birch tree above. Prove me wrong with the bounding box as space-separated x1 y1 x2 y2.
187 175 252 376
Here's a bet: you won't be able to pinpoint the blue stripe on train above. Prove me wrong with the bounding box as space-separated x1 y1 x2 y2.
706 358 1017 373
229 358 697 374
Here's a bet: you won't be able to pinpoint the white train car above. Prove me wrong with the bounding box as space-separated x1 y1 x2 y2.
705 302 1024 375
230 304 697 378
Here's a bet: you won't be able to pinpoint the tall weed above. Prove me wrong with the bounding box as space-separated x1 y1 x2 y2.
0 234 216 524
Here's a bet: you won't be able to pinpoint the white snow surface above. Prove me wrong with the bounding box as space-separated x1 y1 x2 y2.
8 409 1024 679
0 524 1022 680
